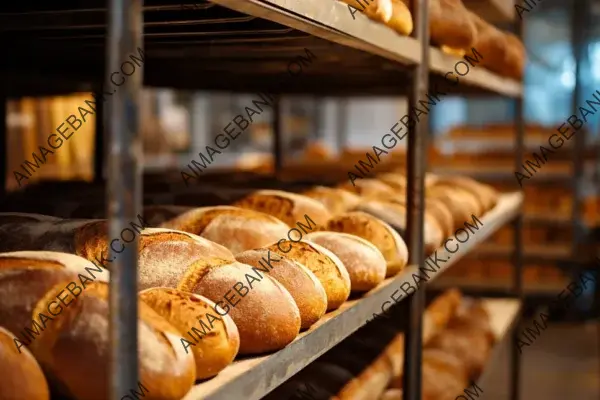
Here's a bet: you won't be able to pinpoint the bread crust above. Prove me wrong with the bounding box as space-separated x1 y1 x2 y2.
325 211 408 277
264 240 351 311
235 249 327 329
302 186 361 215
305 231 387 292
160 206 291 254
337 179 398 200
139 287 240 379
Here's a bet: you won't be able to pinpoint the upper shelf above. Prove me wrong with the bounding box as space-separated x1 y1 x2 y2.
0 0 523 97
181 192 522 400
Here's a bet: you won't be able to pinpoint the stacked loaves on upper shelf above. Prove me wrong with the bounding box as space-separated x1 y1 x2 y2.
339 0 526 80
0 172 500 400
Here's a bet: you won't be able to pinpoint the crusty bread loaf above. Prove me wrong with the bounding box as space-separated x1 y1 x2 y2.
337 179 399 200
340 0 393 23
177 257 301 354
425 198 455 238
301 186 361 215
386 0 413 35
158 206 291 254
0 326 50 400
325 212 408 277
30 282 196 400
432 176 497 214
233 189 332 227
263 240 351 311
140 287 240 379
305 231 387 292
337 354 394 400
235 249 327 329
468 10 508 74
427 186 480 227
355 199 444 255
503 32 526 80
376 173 407 192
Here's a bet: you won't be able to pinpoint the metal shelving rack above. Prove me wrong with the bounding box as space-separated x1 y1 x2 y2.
0 1 525 399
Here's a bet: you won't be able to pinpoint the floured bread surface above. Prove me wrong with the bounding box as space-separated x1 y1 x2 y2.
236 249 327 329
301 186 361 215
325 212 408 277
140 287 240 379
137 229 235 290
305 231 386 292
162 206 290 254
233 189 331 227
178 259 301 354
265 240 350 311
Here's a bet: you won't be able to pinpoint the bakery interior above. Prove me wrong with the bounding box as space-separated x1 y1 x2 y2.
1 0 599 399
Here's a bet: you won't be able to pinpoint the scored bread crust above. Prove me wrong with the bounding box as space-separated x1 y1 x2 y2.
235 249 327 330
263 240 351 311
160 206 291 254
30 282 196 400
0 326 50 400
139 287 240 379
304 231 387 292
177 258 301 355
325 211 408 277
233 189 332 227
301 186 361 215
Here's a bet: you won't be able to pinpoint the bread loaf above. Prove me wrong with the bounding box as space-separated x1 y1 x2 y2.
387 0 413 35
235 249 327 329
337 179 399 200
325 211 408 277
340 0 393 23
176 257 301 354
468 10 508 74
233 189 331 227
263 240 351 311
432 176 497 213
425 198 455 238
139 287 240 379
304 231 387 292
29 282 196 400
336 354 394 400
158 206 291 254
0 326 49 400
302 186 361 215
376 173 407 192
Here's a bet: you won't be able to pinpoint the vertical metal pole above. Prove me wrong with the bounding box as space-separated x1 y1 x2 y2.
510 13 525 400
402 0 429 399
273 96 283 177
106 0 143 399
571 0 587 256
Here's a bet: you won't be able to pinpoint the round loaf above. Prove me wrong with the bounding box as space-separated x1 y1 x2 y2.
139 287 240 379
177 257 301 354
355 199 443 255
263 240 351 311
30 282 196 400
0 326 49 400
304 231 387 292
159 206 291 254
301 186 361 215
233 189 332 227
325 211 408 277
235 249 327 329
337 179 399 200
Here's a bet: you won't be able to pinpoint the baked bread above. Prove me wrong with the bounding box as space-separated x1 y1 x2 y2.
263 240 351 311
301 186 361 215
468 10 508 74
503 32 526 80
0 326 50 400
431 176 498 214
425 198 455 239
325 212 408 277
337 179 399 200
139 287 240 379
427 186 480 227
158 206 291 254
30 282 196 400
376 173 407 192
336 354 394 400
386 0 413 35
416 0 477 50
233 189 331 228
355 199 444 255
176 257 301 354
340 0 393 23
235 249 327 329
305 231 387 292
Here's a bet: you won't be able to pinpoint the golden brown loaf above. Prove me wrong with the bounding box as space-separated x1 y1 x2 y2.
432 176 498 214
340 0 394 23
337 179 399 200
305 231 387 292
158 206 291 254
30 282 196 400
302 186 362 215
425 198 455 238
139 288 240 379
176 257 301 354
263 240 351 311
325 211 408 277
386 0 413 35
423 0 477 50
376 173 407 192
235 248 327 329
468 10 508 74
233 189 332 227
0 326 50 400
503 32 526 80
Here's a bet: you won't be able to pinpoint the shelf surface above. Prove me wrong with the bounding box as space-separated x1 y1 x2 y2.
182 192 523 400
432 276 569 296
